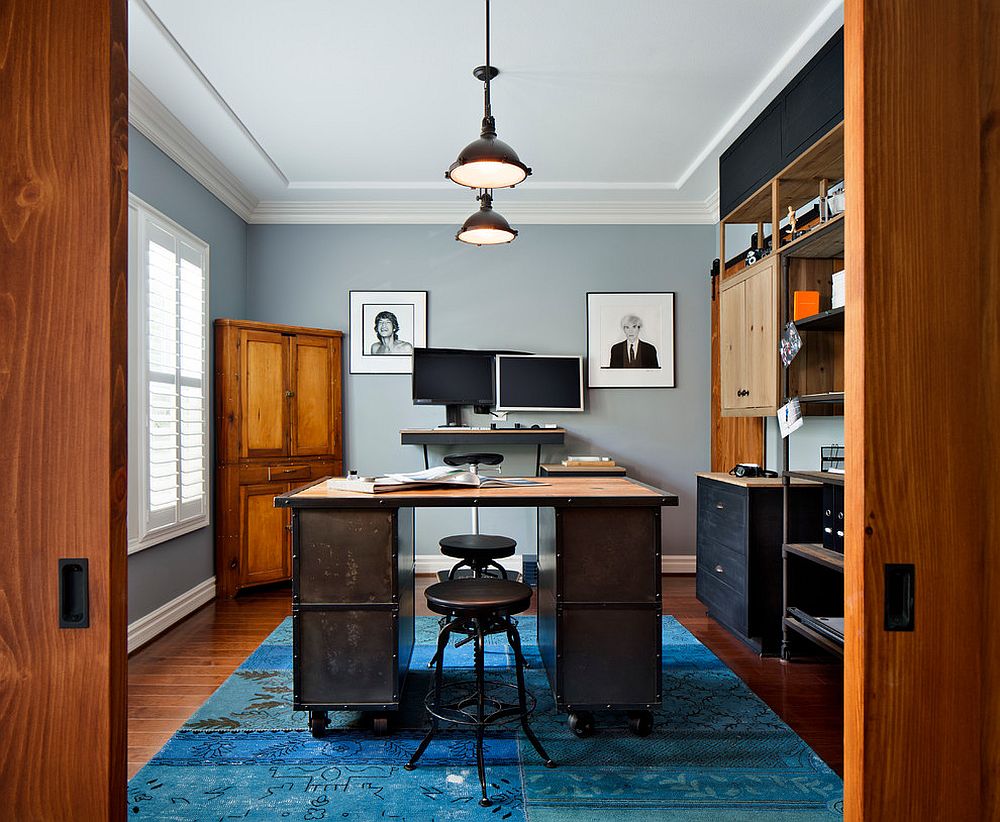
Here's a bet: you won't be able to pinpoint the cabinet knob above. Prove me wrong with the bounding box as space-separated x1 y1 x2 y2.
714 564 724 574
229 559 237 569
715 502 725 510
285 390 296 398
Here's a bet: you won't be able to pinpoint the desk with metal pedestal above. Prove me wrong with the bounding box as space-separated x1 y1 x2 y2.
275 476 677 737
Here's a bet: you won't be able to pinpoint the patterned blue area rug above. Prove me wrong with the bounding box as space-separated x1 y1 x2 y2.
128 617 842 820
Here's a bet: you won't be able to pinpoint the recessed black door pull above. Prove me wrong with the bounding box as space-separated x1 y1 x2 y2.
59 558 90 629
884 563 914 631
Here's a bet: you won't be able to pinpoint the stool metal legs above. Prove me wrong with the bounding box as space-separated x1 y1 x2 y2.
405 614 554 808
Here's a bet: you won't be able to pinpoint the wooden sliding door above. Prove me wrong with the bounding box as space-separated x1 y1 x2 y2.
0 1 128 819
844 0 997 819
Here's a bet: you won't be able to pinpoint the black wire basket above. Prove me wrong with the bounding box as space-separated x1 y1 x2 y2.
820 445 845 473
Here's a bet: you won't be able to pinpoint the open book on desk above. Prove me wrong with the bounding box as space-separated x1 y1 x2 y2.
326 465 544 494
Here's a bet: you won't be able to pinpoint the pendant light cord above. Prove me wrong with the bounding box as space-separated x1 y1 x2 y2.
483 0 492 119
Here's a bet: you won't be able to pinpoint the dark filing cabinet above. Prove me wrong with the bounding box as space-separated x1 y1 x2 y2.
696 473 822 654
291 506 415 736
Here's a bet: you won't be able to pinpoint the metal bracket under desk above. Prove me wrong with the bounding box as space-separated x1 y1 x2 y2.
400 428 566 476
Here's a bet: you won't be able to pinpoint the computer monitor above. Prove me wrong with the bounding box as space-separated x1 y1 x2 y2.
412 348 495 426
495 355 585 412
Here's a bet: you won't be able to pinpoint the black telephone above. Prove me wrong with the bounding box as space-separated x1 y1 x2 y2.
729 463 777 478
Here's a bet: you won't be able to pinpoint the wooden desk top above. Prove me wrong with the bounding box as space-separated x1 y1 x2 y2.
276 475 677 509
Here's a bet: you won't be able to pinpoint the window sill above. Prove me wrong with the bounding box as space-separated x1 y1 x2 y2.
127 515 211 556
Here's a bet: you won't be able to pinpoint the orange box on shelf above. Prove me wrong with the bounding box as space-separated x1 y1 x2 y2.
793 290 821 321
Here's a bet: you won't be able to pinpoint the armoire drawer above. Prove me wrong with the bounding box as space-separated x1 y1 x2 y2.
236 460 340 485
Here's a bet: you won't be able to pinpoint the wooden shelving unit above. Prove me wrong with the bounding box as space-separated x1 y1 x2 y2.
782 615 844 658
784 469 845 487
783 542 845 572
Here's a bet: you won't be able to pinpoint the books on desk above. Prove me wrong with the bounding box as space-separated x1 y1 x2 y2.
327 465 542 494
562 456 616 467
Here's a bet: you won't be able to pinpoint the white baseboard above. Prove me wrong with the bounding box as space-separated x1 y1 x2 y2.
414 555 695 576
662 555 696 574
128 576 216 653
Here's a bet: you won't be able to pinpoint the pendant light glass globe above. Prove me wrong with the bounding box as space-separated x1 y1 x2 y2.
456 192 518 246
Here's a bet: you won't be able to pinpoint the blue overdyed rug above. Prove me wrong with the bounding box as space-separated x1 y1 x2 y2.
128 617 842 820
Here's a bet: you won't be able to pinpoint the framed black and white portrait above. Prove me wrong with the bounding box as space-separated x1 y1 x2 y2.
587 292 675 388
349 290 427 374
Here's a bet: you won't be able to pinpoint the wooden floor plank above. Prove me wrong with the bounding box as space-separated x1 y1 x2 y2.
127 576 843 779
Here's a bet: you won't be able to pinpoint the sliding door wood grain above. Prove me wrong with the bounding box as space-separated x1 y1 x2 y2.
844 0 989 818
0 0 128 818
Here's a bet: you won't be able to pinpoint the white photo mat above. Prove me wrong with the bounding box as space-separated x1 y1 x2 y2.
349 290 427 374
587 292 675 388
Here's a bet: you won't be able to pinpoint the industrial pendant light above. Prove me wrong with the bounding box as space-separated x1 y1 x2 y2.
446 0 531 190
456 191 518 245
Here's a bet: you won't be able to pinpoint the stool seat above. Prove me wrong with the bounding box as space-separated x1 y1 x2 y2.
425 579 532 616
439 533 516 559
443 452 504 467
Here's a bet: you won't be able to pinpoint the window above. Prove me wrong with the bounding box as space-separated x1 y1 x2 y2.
127 195 210 553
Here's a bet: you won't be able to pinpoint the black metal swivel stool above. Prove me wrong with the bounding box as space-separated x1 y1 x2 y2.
439 453 516 581
405 578 555 807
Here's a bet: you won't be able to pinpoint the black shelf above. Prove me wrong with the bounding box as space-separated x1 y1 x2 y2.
793 392 845 404
783 615 844 658
793 306 844 331
783 469 844 487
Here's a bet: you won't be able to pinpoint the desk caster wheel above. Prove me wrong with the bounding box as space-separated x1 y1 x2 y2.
308 710 329 738
568 711 594 738
780 642 792 662
627 711 653 737
372 713 390 736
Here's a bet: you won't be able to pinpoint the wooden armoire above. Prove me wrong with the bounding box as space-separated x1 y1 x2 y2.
214 319 344 597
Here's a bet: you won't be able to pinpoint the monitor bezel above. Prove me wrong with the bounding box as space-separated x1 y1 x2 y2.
494 354 585 413
411 347 496 407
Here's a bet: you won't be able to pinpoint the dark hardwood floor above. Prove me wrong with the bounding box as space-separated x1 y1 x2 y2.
127 575 843 778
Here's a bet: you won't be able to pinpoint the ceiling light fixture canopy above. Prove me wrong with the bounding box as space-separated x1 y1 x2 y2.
446 0 531 191
456 191 518 246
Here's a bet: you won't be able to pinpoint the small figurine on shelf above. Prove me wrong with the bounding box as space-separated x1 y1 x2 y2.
787 205 797 233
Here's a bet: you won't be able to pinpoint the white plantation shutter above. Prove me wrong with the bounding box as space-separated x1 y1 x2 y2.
128 195 210 553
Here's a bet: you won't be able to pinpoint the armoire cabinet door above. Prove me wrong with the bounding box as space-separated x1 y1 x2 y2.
290 335 337 457
240 329 289 459
240 482 292 586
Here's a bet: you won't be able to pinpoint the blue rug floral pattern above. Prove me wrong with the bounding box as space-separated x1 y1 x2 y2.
128 617 842 820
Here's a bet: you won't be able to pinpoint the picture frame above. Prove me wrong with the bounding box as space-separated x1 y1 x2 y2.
349 290 427 374
586 292 675 388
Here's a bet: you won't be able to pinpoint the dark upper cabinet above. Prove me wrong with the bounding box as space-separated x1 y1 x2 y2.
720 27 844 218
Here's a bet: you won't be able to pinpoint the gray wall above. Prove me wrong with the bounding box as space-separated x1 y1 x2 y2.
127 126 247 622
246 224 715 559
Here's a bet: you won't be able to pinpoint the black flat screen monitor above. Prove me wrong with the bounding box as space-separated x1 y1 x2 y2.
412 348 495 416
495 355 584 412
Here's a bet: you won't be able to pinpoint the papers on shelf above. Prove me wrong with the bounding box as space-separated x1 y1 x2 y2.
327 465 542 494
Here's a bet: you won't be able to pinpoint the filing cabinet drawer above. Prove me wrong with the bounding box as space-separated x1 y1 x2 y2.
696 535 746 596
696 567 747 636
697 478 747 553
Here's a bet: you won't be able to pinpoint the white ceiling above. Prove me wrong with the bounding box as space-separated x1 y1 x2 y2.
128 0 844 223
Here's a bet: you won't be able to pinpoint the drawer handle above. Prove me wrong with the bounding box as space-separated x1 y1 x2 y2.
714 564 724 574
715 502 725 510
276 467 305 474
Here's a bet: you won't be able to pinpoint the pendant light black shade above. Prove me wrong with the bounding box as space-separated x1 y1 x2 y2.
456 192 517 246
446 0 531 191
447 115 531 189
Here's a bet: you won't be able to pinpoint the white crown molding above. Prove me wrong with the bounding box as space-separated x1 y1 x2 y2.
248 194 719 225
128 73 257 221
